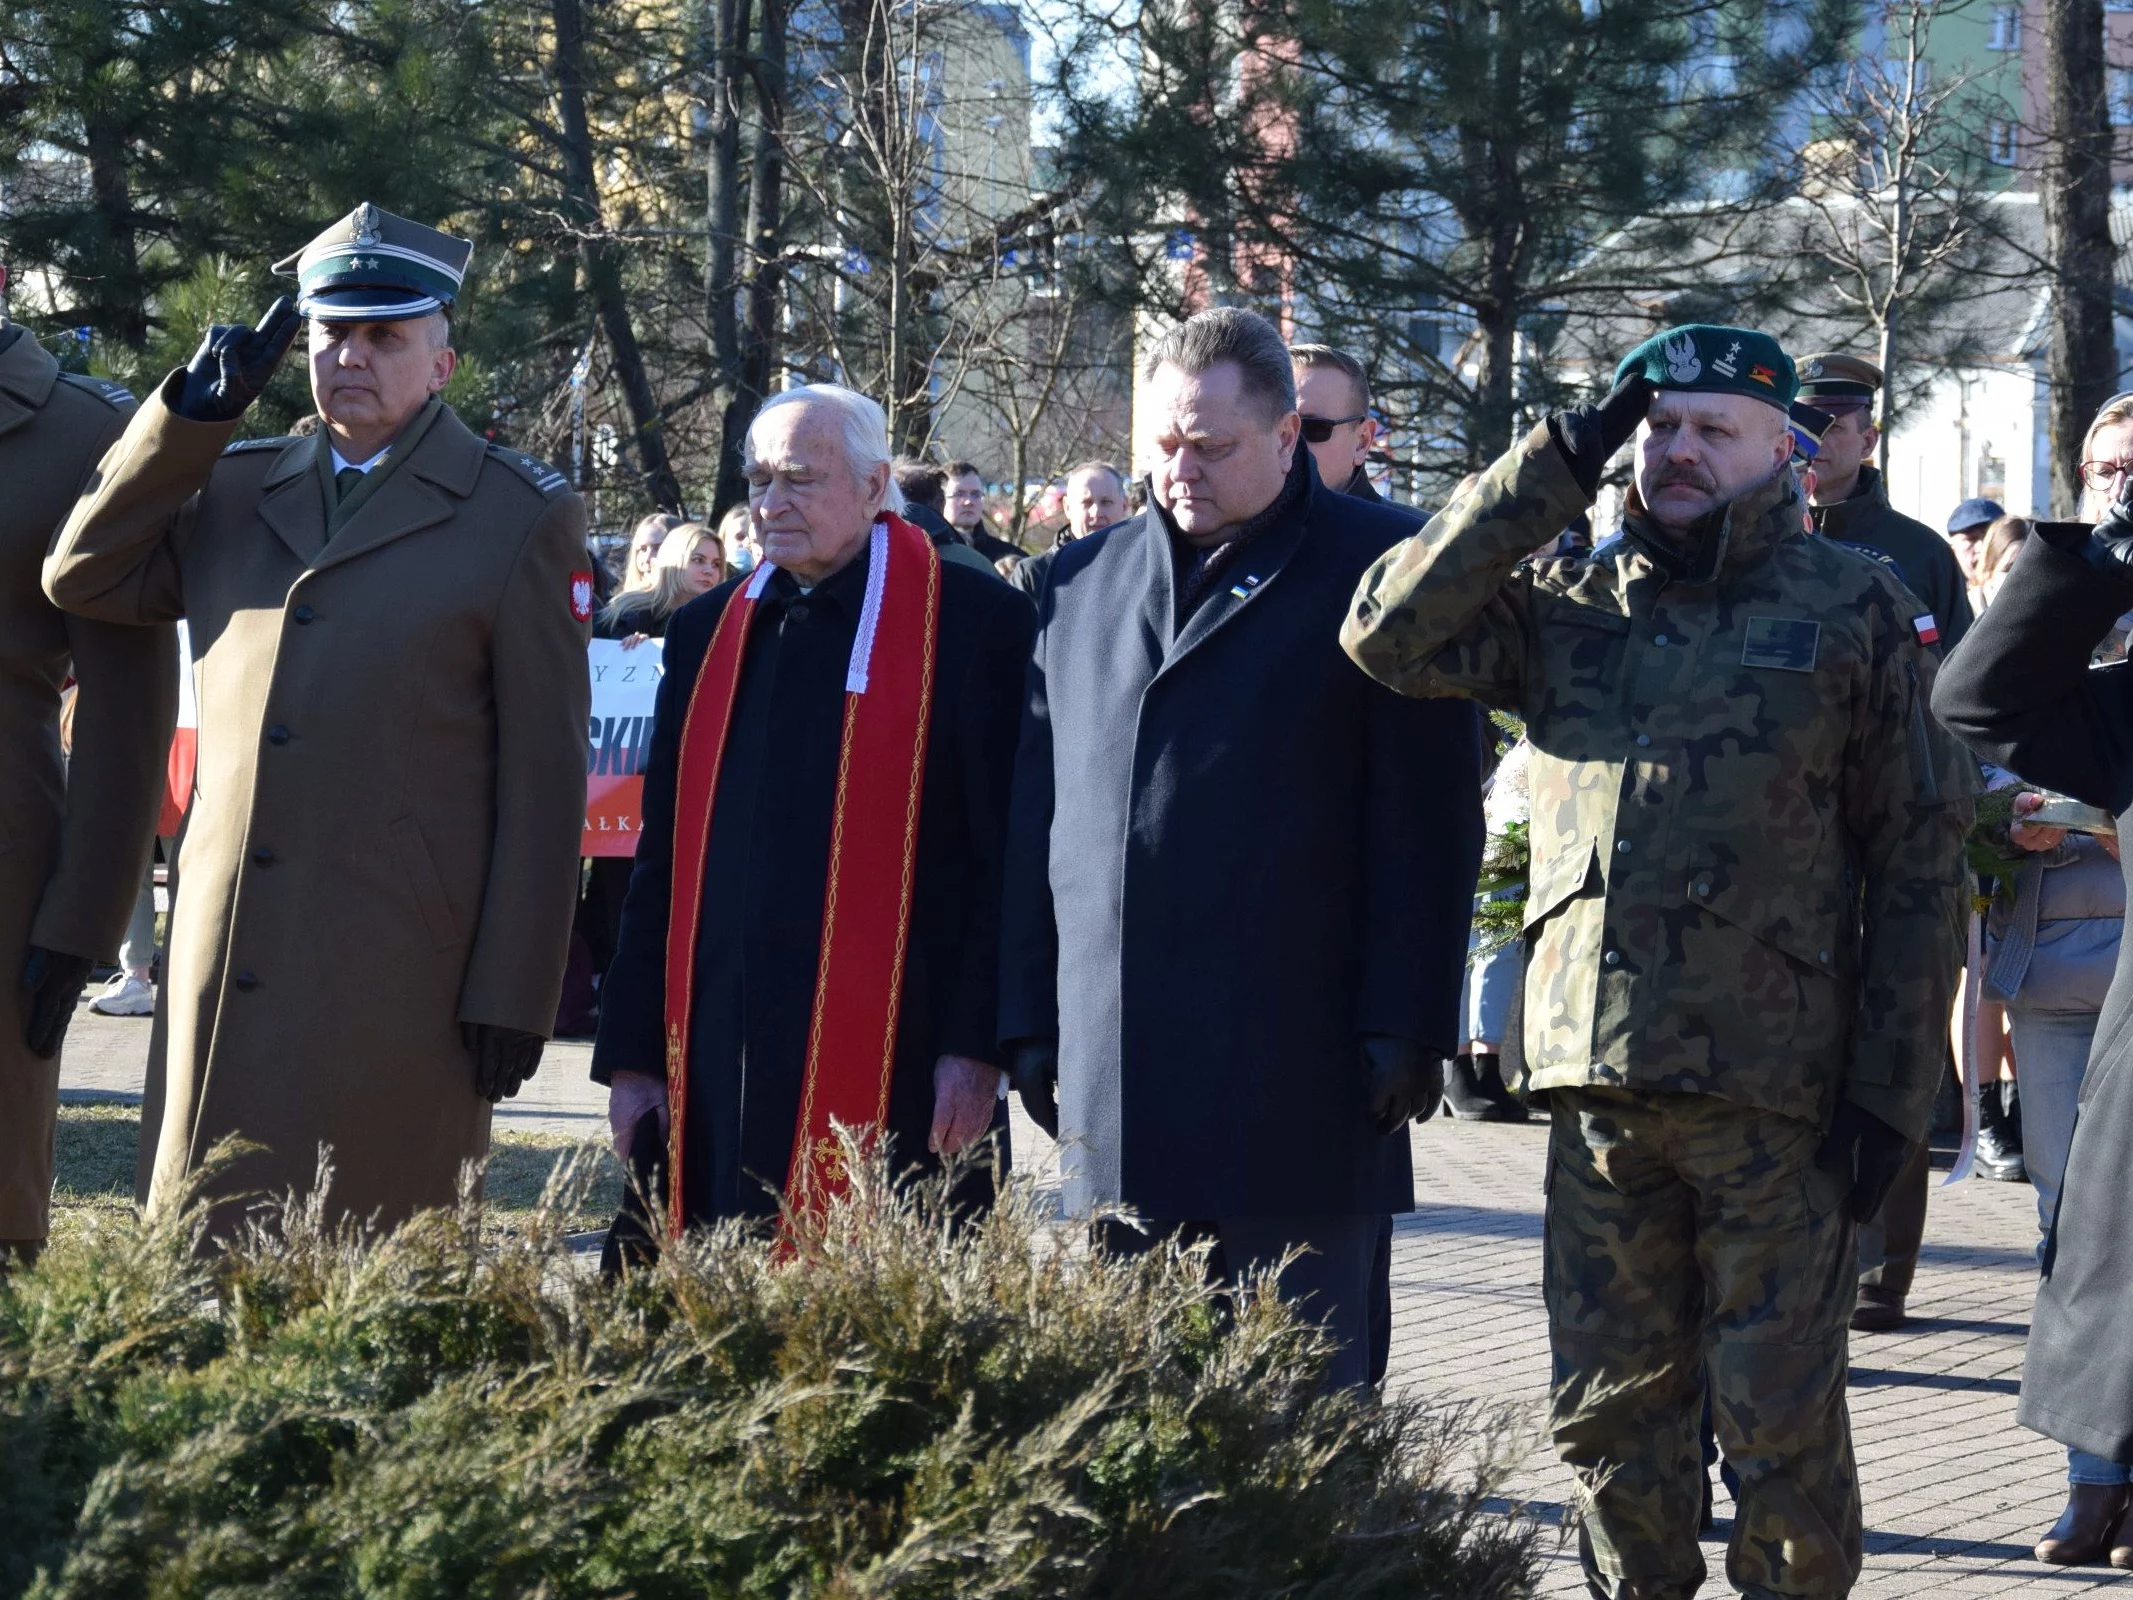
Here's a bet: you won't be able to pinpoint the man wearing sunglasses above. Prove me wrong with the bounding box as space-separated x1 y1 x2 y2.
1293 345 1405 506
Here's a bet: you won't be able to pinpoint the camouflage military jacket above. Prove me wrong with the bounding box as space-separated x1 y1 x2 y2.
1342 424 1972 1140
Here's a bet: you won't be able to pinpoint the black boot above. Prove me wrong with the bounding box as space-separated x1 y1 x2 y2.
1975 1080 2027 1183
1443 1053 1528 1123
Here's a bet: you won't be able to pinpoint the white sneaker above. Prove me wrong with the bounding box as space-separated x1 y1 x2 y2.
90 975 155 1017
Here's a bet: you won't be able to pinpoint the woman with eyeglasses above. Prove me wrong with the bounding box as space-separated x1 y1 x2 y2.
1934 391 2133 1568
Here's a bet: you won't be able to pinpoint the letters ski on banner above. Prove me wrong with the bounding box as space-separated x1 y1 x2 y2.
584 639 664 856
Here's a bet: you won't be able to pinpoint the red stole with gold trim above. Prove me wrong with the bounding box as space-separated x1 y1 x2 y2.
661 513 941 1237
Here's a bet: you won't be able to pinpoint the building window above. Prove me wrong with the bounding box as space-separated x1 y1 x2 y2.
1988 121 2019 165
1988 5 2021 48
2115 69 2133 125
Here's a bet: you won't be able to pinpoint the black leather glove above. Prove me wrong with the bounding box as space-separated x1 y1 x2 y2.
173 296 300 423
1362 1035 1443 1136
1009 1039 1059 1139
2073 473 2133 583
1549 373 1657 498
1815 1100 1913 1222
463 1022 546 1103
21 948 97 1061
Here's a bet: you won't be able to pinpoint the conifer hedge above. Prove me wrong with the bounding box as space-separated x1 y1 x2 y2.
0 1141 1539 1598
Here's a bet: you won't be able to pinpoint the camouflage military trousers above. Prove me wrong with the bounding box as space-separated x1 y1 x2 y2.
1546 1087 1862 1600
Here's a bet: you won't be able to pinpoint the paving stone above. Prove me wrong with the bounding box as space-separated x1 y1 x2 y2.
1391 1116 2133 1595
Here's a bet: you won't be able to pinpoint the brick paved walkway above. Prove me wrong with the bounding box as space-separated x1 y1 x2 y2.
1395 1114 2129 1597
59 1010 2128 1595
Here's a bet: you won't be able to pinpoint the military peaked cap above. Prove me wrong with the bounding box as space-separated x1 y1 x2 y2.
1796 352 1882 408
273 203 472 323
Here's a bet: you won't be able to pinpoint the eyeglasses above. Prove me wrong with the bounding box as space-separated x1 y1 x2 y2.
1300 413 1366 444
2080 458 2133 490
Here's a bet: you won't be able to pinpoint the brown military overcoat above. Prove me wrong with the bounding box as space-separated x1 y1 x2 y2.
0 329 177 1243
45 375 591 1232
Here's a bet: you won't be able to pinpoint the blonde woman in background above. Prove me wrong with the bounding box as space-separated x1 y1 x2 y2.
613 511 683 602
597 522 724 647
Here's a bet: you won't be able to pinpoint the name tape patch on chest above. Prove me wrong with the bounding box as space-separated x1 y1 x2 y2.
1741 616 1820 673
569 571 595 623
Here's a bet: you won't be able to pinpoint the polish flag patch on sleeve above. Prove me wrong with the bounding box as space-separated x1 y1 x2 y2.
1912 614 1940 647
570 571 596 623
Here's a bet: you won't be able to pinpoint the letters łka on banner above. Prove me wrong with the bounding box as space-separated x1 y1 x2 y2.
584 638 663 857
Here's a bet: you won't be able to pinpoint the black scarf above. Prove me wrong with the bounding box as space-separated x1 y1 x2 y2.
1159 446 1312 625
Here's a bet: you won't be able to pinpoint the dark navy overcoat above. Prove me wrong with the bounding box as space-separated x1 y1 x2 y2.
998 457 1485 1219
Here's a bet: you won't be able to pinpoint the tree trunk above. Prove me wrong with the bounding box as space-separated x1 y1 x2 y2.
1466 4 1525 464
553 0 684 513
1876 305 1899 476
2042 0 2117 516
704 0 752 398
81 107 148 349
713 0 790 515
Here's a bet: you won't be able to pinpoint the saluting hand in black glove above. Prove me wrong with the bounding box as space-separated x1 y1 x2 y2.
1815 1100 1913 1222
173 296 301 424
21 948 97 1060
463 1022 545 1103
1362 1034 1443 1135
1009 1039 1059 1139
1550 372 1657 499
2080 472 2133 583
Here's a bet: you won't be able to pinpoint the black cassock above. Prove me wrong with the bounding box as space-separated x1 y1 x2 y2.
593 548 1035 1221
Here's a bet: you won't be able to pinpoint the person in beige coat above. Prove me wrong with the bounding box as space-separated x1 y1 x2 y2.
44 207 591 1235
0 307 177 1262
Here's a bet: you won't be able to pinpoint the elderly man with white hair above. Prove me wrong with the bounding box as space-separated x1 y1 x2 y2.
592 384 1035 1237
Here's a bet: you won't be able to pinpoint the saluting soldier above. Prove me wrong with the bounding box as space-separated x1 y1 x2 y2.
44 206 592 1234
0 296 176 1265
1342 325 1972 1599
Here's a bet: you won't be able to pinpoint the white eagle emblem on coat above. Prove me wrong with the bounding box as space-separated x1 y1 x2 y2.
569 573 595 622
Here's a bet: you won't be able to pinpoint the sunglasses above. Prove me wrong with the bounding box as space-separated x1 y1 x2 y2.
1300 413 1366 444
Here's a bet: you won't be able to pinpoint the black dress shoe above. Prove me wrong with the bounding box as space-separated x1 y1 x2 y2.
1443 1053 1529 1122
1850 1284 1907 1332
1975 1083 2027 1183
2037 1483 2130 1564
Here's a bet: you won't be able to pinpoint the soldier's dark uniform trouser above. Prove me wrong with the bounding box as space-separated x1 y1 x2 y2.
1547 1087 1862 1599
1856 1133 1930 1298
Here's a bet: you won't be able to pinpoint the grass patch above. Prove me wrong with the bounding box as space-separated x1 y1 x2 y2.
51 1102 622 1237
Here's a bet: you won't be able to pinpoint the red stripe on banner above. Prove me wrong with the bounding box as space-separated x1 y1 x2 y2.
159 727 197 839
